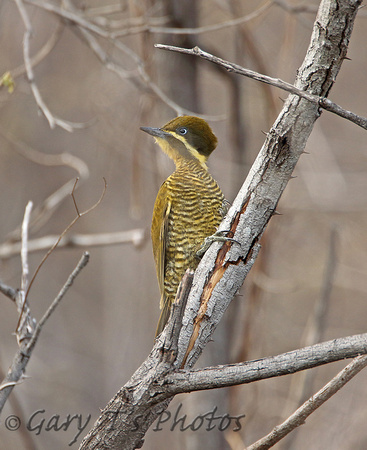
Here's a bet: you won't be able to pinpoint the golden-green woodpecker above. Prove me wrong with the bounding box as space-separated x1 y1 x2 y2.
141 116 228 337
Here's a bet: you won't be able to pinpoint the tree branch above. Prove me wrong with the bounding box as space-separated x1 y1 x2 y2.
163 333 367 394
247 355 367 450
0 229 146 258
14 0 91 131
0 252 90 414
154 44 367 130
79 1 363 448
0 281 17 302
175 0 363 371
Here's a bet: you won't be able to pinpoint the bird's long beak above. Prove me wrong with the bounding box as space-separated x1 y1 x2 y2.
140 127 170 139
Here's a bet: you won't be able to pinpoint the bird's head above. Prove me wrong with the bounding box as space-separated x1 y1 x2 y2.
140 116 218 168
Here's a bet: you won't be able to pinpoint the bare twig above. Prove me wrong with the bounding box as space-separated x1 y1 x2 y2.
0 252 90 413
112 1 273 37
20 201 32 293
0 281 17 302
25 0 271 39
0 126 91 236
0 363 37 449
11 22 64 78
15 202 34 335
247 355 367 450
24 0 111 38
24 178 107 303
23 0 221 118
75 26 221 119
15 0 91 131
154 44 367 130
0 127 89 174
15 178 106 331
0 229 146 258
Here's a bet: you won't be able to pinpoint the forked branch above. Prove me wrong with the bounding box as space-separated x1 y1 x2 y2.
79 1 364 449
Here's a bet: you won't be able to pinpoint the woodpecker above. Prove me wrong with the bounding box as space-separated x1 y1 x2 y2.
141 116 228 336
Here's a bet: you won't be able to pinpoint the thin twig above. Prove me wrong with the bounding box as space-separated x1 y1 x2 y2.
155 45 367 130
24 177 107 303
16 202 33 331
11 22 64 78
15 0 91 131
0 252 90 413
24 0 221 119
247 355 367 450
24 0 110 37
15 178 106 332
111 1 273 37
26 252 90 353
0 126 91 237
20 202 32 294
0 281 17 302
0 229 146 258
75 26 221 119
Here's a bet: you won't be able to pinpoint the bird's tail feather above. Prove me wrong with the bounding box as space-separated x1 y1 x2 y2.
155 296 172 337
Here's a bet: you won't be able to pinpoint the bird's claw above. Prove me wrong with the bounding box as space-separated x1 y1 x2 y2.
196 230 240 257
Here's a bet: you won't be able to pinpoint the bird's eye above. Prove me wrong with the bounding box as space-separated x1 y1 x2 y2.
178 127 188 135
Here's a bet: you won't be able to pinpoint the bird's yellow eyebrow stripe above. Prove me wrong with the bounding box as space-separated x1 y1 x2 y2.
166 131 208 165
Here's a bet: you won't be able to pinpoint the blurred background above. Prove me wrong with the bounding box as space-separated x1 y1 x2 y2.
0 1 366 449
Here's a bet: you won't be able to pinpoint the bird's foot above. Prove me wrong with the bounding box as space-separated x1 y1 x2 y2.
196 230 240 257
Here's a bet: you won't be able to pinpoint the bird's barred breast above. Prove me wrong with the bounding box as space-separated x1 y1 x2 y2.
163 165 224 300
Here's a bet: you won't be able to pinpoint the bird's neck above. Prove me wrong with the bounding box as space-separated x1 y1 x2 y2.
174 156 208 172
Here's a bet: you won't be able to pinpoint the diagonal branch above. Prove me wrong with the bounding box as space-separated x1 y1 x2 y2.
247 354 367 450
155 44 367 130
174 0 363 370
